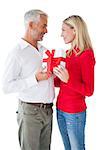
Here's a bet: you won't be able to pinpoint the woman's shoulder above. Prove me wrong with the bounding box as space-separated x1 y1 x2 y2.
80 48 95 64
80 48 94 58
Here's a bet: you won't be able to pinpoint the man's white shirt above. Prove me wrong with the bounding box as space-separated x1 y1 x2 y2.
2 39 55 103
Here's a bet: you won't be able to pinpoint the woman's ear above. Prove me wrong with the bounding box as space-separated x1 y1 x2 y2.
73 29 76 35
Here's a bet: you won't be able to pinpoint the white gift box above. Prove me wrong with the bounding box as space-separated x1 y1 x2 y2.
42 49 66 72
54 49 66 67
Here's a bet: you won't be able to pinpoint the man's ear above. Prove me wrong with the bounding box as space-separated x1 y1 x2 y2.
29 21 35 29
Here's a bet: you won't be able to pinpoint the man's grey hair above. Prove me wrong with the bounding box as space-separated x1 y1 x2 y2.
24 9 48 28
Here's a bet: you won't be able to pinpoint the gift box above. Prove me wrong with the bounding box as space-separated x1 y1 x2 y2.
42 49 66 77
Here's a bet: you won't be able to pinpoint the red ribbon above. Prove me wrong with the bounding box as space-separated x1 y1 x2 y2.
43 50 66 77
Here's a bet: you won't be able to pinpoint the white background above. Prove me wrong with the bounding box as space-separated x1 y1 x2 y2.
0 0 99 149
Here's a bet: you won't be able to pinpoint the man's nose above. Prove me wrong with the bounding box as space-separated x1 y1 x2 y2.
45 28 48 33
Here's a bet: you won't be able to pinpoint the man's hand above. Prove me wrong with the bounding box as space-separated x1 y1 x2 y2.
35 68 52 81
53 65 69 83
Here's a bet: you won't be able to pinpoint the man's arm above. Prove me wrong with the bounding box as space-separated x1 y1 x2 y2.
2 53 38 93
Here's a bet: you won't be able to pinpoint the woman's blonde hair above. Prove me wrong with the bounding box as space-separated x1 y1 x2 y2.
63 15 93 55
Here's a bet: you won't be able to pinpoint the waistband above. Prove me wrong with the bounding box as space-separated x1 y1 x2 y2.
20 100 53 109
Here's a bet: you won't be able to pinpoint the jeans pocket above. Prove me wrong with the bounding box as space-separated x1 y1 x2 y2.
75 111 86 123
65 111 86 128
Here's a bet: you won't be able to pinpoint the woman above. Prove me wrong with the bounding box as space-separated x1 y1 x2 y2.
53 15 95 150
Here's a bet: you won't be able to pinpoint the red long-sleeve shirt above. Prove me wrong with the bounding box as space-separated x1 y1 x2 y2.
54 48 95 113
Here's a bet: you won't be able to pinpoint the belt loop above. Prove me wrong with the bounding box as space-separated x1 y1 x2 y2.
40 103 43 108
44 105 46 109
40 104 46 109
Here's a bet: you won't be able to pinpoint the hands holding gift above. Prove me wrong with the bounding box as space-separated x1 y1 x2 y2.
35 68 52 81
35 65 69 83
43 49 66 78
53 65 69 83
41 49 69 82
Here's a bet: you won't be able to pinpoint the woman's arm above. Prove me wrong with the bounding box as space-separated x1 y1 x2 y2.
53 50 95 96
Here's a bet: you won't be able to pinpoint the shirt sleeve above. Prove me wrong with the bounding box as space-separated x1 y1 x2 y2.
2 53 38 94
66 50 95 96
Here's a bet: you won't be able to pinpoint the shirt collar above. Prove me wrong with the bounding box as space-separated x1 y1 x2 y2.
19 38 44 51
74 46 80 53
19 38 30 49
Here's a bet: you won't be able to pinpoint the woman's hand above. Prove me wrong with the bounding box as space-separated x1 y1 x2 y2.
53 65 69 83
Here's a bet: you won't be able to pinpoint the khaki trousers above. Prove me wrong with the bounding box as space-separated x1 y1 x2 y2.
17 101 53 150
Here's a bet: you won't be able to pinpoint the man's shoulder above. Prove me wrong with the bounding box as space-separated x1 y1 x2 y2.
9 44 21 57
10 39 29 55
10 40 47 56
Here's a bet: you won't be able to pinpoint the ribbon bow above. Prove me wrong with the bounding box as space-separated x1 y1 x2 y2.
43 50 66 77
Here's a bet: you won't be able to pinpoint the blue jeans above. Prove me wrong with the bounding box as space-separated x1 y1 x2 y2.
57 109 86 150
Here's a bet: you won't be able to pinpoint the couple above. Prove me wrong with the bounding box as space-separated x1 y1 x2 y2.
2 9 95 150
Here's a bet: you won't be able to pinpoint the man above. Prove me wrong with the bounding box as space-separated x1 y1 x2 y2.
2 9 55 150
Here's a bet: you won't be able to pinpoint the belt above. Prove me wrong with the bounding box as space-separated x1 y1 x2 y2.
20 101 53 109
